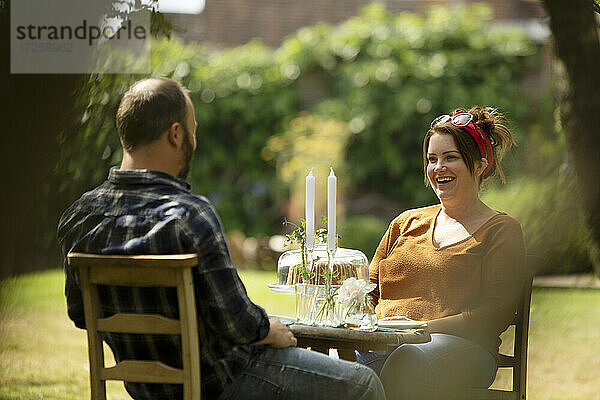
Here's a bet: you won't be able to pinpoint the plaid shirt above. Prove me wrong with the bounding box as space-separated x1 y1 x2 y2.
58 168 270 400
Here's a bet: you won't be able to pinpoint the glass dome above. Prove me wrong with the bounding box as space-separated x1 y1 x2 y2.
276 244 369 286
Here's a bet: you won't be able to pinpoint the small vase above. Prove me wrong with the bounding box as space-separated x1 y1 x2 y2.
344 296 378 332
295 283 319 323
313 297 341 327
312 286 343 327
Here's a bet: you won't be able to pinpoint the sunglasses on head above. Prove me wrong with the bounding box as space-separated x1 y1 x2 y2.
430 112 496 146
429 111 495 175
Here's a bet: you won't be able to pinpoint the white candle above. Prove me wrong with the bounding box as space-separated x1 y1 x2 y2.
305 168 315 250
327 167 336 251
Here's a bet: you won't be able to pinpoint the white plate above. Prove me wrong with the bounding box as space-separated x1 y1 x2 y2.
267 284 295 295
377 320 427 329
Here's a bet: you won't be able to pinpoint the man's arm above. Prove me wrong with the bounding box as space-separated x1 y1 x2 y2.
57 206 86 329
184 202 273 345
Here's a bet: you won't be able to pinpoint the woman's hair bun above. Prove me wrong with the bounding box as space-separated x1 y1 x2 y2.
467 105 516 183
469 106 497 140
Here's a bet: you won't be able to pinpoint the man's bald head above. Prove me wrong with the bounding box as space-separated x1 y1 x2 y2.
116 77 190 151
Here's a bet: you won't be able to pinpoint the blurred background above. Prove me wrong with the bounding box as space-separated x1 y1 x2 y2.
1 1 600 399
1 0 597 279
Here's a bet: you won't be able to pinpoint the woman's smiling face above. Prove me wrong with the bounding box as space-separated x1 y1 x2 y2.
426 133 480 203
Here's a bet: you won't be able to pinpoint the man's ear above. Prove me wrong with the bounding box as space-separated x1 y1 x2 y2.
166 122 183 148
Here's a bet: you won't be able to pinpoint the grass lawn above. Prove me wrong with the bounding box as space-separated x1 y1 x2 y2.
1 268 599 399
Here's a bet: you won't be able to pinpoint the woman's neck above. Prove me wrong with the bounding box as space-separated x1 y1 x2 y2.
439 195 488 222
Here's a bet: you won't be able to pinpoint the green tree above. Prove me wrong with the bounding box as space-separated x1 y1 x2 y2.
277 3 541 207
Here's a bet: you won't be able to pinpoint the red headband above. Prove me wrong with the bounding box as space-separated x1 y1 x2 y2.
453 111 494 176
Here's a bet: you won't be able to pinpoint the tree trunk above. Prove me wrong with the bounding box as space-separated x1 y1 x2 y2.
543 0 600 276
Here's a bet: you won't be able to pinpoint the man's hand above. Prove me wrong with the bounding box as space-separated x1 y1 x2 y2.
255 317 297 348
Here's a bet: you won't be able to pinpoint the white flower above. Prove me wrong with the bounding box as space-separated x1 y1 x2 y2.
335 277 370 307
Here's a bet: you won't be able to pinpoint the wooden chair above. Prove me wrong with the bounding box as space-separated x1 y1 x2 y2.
466 275 534 400
67 252 201 400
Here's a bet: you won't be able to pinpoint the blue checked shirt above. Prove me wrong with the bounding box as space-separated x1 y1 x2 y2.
58 168 270 400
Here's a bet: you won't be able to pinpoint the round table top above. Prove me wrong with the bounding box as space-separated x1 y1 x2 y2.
289 324 430 348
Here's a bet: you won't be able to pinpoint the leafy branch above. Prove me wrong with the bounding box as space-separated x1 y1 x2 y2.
283 218 309 281
283 217 331 283
313 263 341 323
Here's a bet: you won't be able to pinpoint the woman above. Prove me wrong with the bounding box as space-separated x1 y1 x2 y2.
359 106 527 399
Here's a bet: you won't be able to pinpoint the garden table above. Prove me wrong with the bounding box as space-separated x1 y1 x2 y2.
289 324 431 361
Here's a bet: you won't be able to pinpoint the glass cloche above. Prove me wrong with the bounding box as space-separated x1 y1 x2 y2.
275 244 369 287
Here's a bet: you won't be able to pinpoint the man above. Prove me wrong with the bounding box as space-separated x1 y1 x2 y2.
58 77 384 400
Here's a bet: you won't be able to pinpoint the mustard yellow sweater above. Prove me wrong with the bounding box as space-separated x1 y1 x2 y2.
369 204 526 355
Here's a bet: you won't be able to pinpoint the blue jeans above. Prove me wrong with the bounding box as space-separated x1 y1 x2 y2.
357 334 497 400
218 347 385 400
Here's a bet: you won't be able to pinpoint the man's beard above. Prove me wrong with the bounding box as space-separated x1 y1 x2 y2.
177 127 194 180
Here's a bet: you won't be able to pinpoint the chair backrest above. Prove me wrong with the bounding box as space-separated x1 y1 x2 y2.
67 252 201 400
467 274 533 400
508 274 533 400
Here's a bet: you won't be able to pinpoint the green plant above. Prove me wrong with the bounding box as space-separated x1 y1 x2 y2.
482 174 592 275
282 218 309 280
312 261 341 325
278 3 541 205
282 217 329 282
58 2 543 251
339 215 388 259
59 37 298 237
263 113 351 224
313 277 339 324
183 39 299 235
